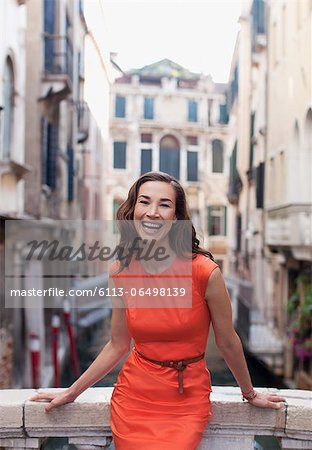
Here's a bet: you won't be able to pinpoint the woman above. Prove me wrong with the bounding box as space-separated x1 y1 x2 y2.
30 172 285 450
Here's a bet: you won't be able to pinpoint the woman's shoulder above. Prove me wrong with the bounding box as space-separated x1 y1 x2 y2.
192 253 219 294
192 253 219 270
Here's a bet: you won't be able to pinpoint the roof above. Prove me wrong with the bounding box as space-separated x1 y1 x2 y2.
127 58 201 80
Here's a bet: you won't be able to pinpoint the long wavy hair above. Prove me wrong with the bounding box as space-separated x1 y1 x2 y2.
114 171 215 272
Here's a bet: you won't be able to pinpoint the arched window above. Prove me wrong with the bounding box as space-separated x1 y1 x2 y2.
159 135 180 180
212 139 224 173
1 57 14 159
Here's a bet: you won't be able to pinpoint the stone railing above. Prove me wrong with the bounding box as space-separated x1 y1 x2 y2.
0 387 311 450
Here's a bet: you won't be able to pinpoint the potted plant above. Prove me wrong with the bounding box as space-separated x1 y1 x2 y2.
287 273 312 361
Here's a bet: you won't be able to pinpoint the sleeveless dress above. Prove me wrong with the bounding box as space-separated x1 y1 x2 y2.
109 253 219 450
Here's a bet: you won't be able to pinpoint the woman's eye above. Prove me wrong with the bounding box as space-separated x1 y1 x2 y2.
161 204 170 208
139 200 149 204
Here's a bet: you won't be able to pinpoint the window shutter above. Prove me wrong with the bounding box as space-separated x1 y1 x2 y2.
47 124 58 190
249 113 255 169
224 205 227 236
141 149 152 174
41 118 48 185
41 121 58 189
67 145 74 201
113 141 127 168
256 162 265 208
187 151 198 181
236 214 242 252
207 206 212 235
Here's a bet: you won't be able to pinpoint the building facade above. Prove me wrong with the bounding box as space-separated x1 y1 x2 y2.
265 0 312 388
0 0 29 389
227 0 312 388
109 59 230 271
0 0 111 389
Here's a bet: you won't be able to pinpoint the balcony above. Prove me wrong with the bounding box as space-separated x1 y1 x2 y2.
266 203 312 260
41 34 73 101
0 387 311 449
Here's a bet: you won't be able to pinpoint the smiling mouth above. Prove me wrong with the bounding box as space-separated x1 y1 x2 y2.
141 221 163 230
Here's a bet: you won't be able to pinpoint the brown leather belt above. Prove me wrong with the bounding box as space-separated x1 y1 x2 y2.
135 348 205 394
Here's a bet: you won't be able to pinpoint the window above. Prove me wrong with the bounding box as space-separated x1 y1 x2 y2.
212 139 224 173
141 149 152 175
207 205 227 236
1 58 14 159
190 209 200 230
113 141 126 169
251 0 266 49
208 99 212 126
219 103 228 124
113 199 122 233
187 151 198 181
44 0 55 72
159 135 180 180
215 259 224 272
115 95 126 118
144 97 154 119
188 100 198 122
41 118 58 189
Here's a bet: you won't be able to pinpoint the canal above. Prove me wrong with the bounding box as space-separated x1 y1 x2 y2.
43 318 286 450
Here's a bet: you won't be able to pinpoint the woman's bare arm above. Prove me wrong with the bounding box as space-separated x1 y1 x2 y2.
205 267 285 408
30 277 131 411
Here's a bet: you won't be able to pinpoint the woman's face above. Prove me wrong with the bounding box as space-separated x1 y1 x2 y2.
133 181 176 242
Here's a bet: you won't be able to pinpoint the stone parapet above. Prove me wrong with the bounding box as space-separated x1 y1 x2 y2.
0 387 311 449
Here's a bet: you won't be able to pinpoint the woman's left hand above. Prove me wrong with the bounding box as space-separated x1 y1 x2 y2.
247 391 286 409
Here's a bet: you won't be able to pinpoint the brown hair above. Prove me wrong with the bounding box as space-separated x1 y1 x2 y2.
115 171 215 271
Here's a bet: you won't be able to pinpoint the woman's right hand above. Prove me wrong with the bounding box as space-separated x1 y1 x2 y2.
29 389 77 413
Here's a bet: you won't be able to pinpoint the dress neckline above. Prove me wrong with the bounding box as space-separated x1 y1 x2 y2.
136 255 178 275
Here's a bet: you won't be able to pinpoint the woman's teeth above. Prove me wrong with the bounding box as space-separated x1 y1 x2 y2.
142 222 162 230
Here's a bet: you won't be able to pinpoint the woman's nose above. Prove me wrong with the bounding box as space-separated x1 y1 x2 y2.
146 204 160 217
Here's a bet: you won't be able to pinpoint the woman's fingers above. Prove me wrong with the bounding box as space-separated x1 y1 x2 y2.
29 392 55 402
268 394 286 402
45 400 58 413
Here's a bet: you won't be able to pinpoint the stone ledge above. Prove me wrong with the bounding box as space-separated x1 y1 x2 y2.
0 387 311 445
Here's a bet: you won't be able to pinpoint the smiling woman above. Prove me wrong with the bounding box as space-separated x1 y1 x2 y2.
29 172 286 450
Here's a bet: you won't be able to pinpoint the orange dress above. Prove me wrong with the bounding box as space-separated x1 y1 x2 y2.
110 254 219 450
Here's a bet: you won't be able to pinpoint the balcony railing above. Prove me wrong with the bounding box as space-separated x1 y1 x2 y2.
43 34 73 80
266 203 312 251
0 387 311 449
